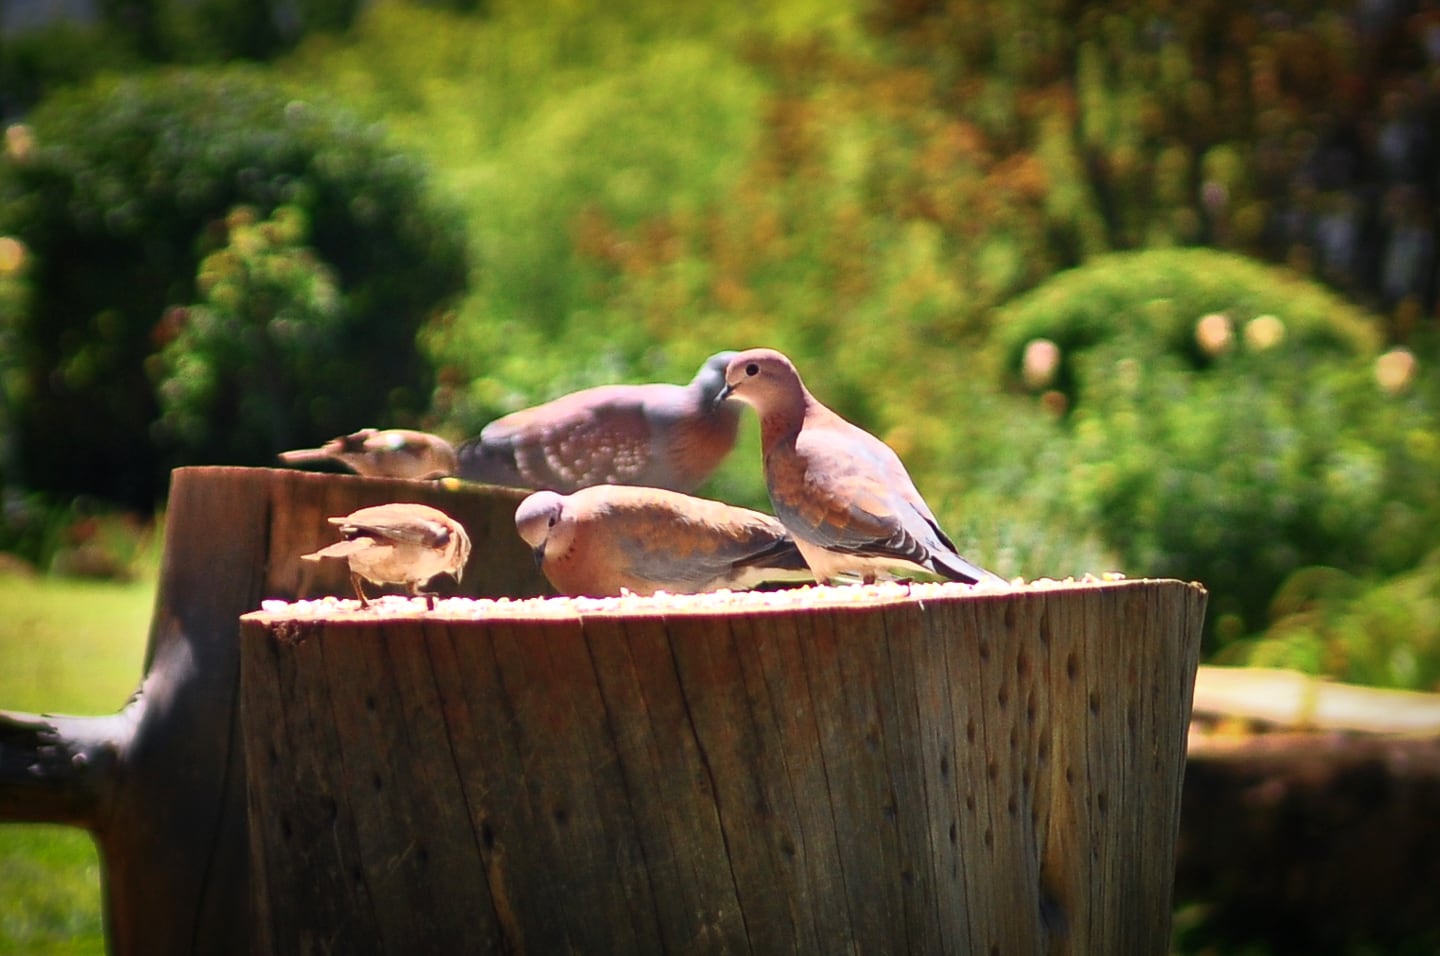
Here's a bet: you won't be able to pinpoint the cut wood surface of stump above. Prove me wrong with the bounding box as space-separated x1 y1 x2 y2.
242 576 1207 955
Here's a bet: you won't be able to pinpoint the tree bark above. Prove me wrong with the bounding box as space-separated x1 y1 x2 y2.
0 466 550 956
242 578 1207 955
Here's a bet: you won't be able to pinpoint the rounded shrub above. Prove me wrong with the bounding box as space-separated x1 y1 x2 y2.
0 67 468 508
992 248 1381 408
989 249 1439 646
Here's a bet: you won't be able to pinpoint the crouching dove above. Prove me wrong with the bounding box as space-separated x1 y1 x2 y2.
301 503 471 609
457 352 741 493
717 348 1003 586
279 428 458 480
514 485 812 597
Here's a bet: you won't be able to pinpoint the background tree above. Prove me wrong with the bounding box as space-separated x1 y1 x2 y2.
0 67 468 517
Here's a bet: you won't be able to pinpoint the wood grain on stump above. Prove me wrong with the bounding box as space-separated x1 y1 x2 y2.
242 578 1207 955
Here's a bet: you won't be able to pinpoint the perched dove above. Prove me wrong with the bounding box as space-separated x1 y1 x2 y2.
279 428 457 480
717 348 1003 586
301 502 471 609
514 485 812 597
456 352 741 493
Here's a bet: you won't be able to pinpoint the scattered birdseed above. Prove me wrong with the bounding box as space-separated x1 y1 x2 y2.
245 573 1138 625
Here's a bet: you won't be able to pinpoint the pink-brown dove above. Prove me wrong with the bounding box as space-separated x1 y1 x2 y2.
301 502 471 608
456 352 741 493
717 348 1003 586
279 428 457 480
514 485 812 597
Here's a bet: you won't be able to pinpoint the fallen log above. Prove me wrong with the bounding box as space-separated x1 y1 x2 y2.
1177 718 1440 950
1191 664 1440 736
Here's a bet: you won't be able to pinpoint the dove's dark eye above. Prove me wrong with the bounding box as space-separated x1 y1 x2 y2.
746 362 760 377
548 515 558 527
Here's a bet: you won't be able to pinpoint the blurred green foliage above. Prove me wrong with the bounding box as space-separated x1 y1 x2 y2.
0 67 467 514
154 205 349 466
873 0 1440 334
0 0 363 116
0 21 140 120
995 250 1440 661
280 2 786 429
1222 558 1440 693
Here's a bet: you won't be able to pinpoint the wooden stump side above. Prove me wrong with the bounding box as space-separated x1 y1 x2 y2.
241 579 1207 955
1 466 548 956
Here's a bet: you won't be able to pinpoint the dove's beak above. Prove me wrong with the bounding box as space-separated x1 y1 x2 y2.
531 545 546 568
715 382 736 406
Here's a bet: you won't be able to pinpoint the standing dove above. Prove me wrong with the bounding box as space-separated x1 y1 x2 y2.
514 485 812 597
456 352 741 493
301 502 471 609
279 428 457 480
717 348 1003 586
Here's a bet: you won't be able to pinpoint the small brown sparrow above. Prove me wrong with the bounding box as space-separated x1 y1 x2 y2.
301 503 471 609
279 428 458 480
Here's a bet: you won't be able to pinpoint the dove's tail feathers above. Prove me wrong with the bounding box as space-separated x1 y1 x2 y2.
732 535 812 574
929 549 1005 586
455 436 527 489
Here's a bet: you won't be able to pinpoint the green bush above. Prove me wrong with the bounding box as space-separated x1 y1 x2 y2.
0 67 468 509
153 205 350 466
993 248 1382 406
1224 557 1440 692
992 250 1439 645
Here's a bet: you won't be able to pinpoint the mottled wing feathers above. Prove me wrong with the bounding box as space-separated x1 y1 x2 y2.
607 493 797 590
462 386 658 490
459 353 742 493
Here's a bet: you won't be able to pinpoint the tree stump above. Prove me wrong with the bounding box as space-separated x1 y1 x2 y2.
242 577 1207 954
0 466 549 956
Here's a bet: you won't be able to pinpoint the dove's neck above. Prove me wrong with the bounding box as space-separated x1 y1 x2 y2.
758 390 820 453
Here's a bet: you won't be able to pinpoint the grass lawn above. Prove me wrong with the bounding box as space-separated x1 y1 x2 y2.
0 570 155 955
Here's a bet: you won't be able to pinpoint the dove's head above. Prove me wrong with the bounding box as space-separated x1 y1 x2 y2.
693 350 740 407
514 490 572 567
717 348 807 418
